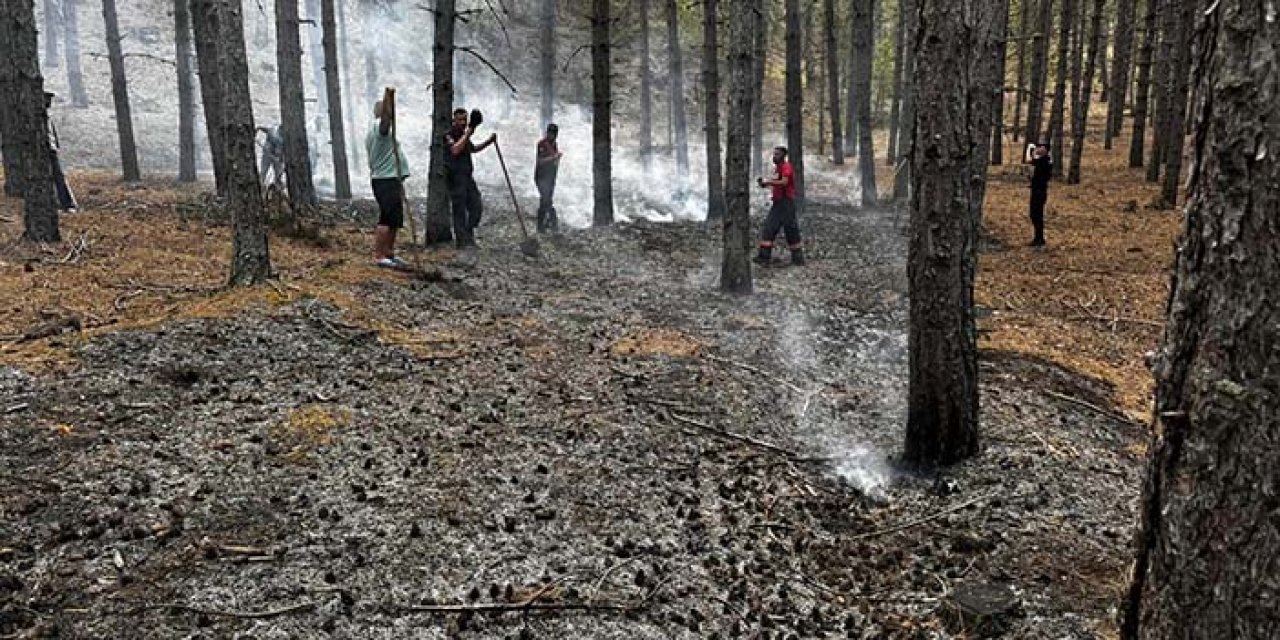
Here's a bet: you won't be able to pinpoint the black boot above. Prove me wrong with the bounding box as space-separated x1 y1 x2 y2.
790 248 806 266
753 246 772 265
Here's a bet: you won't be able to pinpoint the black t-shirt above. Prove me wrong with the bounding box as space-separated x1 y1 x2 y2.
535 137 559 182
444 127 476 183
1030 155 1052 190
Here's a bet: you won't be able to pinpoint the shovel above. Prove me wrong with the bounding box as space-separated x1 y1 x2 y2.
492 138 540 258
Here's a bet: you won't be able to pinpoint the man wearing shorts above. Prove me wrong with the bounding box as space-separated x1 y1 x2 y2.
366 88 410 268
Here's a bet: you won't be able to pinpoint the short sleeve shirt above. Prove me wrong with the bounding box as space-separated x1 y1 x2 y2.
444 129 476 183
366 121 409 179
772 161 796 201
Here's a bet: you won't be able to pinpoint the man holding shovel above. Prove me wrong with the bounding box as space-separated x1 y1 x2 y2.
444 107 496 249
367 88 411 268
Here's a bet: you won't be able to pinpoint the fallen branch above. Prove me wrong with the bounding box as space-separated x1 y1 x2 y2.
848 493 994 541
401 577 669 615
1043 389 1138 425
60 232 89 263
139 600 315 619
663 409 800 459
1066 314 1163 328
702 353 805 394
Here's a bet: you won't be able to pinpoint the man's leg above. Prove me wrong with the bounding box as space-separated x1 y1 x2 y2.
780 199 804 265
467 181 484 231
547 177 558 231
49 153 76 210
451 186 474 247
755 202 783 264
1029 189 1047 245
536 179 551 232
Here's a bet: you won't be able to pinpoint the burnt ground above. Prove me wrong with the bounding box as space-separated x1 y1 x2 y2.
0 197 1147 639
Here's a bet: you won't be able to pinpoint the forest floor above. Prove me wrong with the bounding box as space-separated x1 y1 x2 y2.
0 148 1177 638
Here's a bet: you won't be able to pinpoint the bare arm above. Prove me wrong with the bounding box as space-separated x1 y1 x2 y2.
379 87 395 136
473 133 497 153
449 128 474 156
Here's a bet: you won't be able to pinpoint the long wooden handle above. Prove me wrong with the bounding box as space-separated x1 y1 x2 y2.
492 139 530 241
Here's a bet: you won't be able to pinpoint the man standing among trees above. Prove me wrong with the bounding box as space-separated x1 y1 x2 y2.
45 92 78 212
534 122 562 233
753 145 804 266
257 124 285 188
444 107 496 248
1025 141 1052 247
367 88 410 268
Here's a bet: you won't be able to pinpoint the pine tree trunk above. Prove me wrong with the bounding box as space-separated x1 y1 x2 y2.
967 0 1005 216
0 0 60 240
175 0 197 182
305 0 327 116
751 0 766 175
1012 0 1029 142
637 0 652 170
785 0 805 210
192 0 271 285
1066 0 1104 184
905 0 995 469
990 0 1010 166
591 0 614 226
321 0 350 199
666 0 689 176
425 0 456 244
43 0 60 67
1046 0 1075 178
703 0 725 221
192 0 228 195
1025 0 1053 143
62 0 87 107
102 0 140 181
824 0 845 163
892 0 916 200
1105 0 1135 148
337 0 360 172
1157 0 1194 209
276 0 318 212
362 3 378 105
0 106 19 197
804 1 820 154
1128 0 1156 168
852 0 876 204
1096 12 1109 102
1122 4 1280 636
1147 0 1172 183
721 0 754 295
844 2 858 152
886 0 905 164
540 0 556 129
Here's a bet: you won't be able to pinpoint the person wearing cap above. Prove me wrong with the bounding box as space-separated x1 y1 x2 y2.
753 145 804 266
1024 141 1052 247
43 92 78 212
533 123 562 233
444 107 496 249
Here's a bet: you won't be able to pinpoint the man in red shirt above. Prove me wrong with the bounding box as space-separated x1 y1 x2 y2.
754 146 804 266
534 123 562 232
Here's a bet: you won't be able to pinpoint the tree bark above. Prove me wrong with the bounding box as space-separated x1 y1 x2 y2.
851 0 876 204
425 0 456 243
1146 0 1171 182
305 0 327 117
1045 0 1074 178
276 0 318 211
175 0 197 182
1128 0 1156 168
1066 0 1104 184
989 0 1010 165
1105 0 1136 149
721 0 754 295
0 0 60 240
337 0 360 172
362 3 378 106
844 1 857 152
905 0 995 468
321 0 350 199
785 0 805 210
751 0 767 175
886 0 905 164
541 0 557 129
1025 0 1053 143
192 0 228 195
1122 3 1280 637
703 0 726 221
43 0 60 67
967 0 1005 215
824 0 845 163
1157 0 1195 209
61 0 87 107
638 0 653 171
666 0 689 176
1012 0 1029 143
192 0 271 286
591 0 614 226
102 0 140 181
892 0 916 200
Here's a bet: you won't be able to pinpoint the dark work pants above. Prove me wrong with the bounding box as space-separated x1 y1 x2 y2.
1029 188 1047 243
535 176 558 232
759 198 802 250
50 152 76 210
449 178 483 246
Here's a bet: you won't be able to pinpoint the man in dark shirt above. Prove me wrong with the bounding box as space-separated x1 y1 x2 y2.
754 146 804 266
444 107 496 248
534 123 562 233
44 92 78 212
1025 142 1052 247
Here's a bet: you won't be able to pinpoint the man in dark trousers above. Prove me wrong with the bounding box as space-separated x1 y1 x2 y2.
44 92 78 212
534 123 562 233
754 146 804 266
366 87 411 268
444 107 497 248
1025 141 1052 247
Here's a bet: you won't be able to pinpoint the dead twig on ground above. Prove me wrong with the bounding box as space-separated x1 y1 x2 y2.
662 409 801 459
848 493 994 541
135 600 315 619
400 576 670 615
60 233 89 263
703 353 805 394
1043 389 1138 425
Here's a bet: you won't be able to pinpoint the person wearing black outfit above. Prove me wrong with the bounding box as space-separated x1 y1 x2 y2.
444 107 496 248
1025 142 1052 247
534 123 562 233
44 92 78 212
